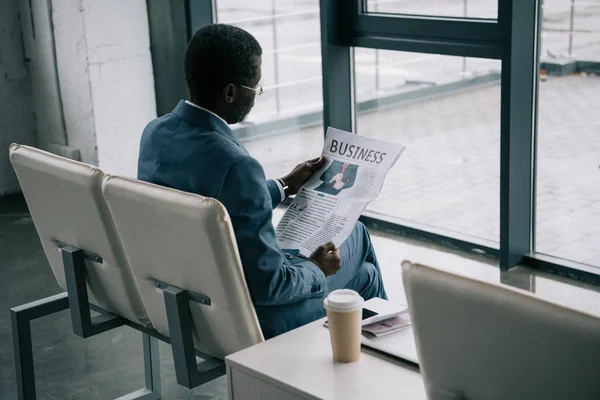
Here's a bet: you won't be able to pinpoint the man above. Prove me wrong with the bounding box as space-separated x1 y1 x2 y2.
138 24 387 339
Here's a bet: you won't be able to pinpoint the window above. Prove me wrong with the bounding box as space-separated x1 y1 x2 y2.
365 0 498 19
540 0 600 61
535 72 600 267
534 1 600 268
355 48 502 243
215 0 324 171
243 124 324 182
216 0 323 124
210 0 599 277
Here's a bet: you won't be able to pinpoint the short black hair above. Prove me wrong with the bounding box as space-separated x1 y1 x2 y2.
184 24 262 106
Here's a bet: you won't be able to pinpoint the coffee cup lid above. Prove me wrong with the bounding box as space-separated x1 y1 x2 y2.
323 289 364 313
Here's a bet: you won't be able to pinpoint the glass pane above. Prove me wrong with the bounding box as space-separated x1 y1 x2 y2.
540 0 600 62
535 0 600 267
244 125 324 181
366 0 497 19
355 48 502 243
215 0 324 168
535 68 600 265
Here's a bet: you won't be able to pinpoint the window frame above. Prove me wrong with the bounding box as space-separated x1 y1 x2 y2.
147 0 600 285
321 0 599 284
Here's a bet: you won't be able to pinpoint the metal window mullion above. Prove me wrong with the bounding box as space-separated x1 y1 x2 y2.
531 0 543 252
147 0 216 117
354 14 502 44
188 0 216 34
499 0 540 270
351 36 502 59
320 0 356 135
147 0 191 116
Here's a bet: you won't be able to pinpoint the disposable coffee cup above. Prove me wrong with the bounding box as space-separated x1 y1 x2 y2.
323 289 364 363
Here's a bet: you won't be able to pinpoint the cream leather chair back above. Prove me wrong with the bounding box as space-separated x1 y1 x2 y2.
101 175 264 359
402 261 600 400
9 144 150 326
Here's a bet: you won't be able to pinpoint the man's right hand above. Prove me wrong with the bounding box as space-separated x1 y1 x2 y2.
309 242 341 277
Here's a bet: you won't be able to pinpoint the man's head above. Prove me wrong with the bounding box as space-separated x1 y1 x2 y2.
184 24 262 124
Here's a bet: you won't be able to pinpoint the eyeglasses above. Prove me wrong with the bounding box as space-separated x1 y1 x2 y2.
239 84 264 96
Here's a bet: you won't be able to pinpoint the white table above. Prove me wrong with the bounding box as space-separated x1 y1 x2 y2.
226 318 427 400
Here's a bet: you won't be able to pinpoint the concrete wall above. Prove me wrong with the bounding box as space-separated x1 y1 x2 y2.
50 0 157 176
50 0 97 164
81 0 157 176
10 0 156 185
0 0 37 195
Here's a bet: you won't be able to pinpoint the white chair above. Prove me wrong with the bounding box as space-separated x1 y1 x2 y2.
101 174 264 386
402 261 600 400
9 143 160 399
9 144 150 326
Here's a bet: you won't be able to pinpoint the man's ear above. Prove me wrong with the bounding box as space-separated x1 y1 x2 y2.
223 84 236 104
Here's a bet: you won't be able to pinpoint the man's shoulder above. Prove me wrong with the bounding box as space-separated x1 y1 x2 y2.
138 112 259 176
140 112 180 147
143 111 177 131
142 113 239 151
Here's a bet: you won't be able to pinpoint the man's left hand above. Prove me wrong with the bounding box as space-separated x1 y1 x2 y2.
280 157 326 196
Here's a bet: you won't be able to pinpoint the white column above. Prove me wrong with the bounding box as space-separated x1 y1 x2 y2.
21 0 157 177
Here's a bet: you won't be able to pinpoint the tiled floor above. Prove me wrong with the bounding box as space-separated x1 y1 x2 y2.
244 74 600 268
2 196 600 399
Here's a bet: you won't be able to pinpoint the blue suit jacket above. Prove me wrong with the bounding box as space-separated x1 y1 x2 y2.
138 101 327 337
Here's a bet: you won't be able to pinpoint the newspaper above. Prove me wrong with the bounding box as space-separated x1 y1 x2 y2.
362 314 412 338
276 127 406 257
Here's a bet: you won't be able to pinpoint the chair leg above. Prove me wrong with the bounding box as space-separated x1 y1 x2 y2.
143 333 162 397
61 246 126 338
163 286 226 389
11 292 70 400
11 294 162 400
12 307 35 400
103 333 163 400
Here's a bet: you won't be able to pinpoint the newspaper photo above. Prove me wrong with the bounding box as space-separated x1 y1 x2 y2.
275 127 406 257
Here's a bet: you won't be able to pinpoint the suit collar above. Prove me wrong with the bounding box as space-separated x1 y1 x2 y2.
184 100 228 124
172 100 241 146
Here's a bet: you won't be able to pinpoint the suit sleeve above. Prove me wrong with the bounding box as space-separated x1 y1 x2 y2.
266 179 284 209
217 156 327 306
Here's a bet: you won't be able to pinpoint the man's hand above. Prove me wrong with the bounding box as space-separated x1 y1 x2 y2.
309 242 341 277
280 157 326 196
